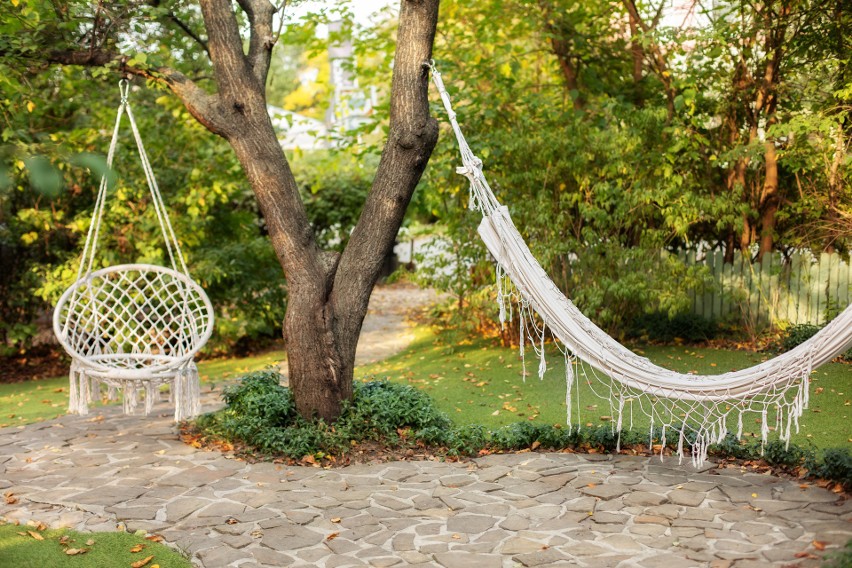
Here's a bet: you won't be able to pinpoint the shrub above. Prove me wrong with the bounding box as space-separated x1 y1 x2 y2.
808 448 852 491
781 323 852 361
781 324 821 351
632 311 718 343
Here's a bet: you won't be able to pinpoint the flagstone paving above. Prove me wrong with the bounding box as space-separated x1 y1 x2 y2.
0 404 849 567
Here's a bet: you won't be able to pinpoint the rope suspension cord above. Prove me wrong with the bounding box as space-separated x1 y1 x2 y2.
428 62 852 463
77 80 188 278
53 79 213 422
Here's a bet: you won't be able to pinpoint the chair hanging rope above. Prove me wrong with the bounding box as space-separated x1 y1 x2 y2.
429 63 852 464
53 80 214 422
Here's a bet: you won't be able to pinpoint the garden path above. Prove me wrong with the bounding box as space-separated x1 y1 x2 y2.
0 284 850 568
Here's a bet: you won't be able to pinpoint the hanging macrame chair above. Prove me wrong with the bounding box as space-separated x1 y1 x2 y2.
429 64 852 465
53 80 214 422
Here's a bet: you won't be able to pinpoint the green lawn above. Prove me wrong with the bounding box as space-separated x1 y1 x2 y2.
1 328 849 450
0 350 287 429
0 523 191 568
356 327 852 450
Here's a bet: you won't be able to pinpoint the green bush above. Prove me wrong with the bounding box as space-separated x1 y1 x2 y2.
781 323 852 361
632 311 718 343
807 448 852 491
782 324 821 351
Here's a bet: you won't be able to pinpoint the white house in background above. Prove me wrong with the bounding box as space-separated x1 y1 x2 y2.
267 106 330 151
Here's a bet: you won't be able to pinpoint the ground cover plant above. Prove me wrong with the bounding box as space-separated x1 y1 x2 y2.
0 522 191 568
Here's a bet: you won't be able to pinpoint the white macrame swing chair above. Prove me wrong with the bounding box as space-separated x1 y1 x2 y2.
53 80 214 422
429 63 852 465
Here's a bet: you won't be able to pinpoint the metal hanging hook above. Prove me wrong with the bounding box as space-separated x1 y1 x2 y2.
118 79 130 104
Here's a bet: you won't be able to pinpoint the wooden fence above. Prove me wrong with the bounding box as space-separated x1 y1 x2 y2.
677 250 852 328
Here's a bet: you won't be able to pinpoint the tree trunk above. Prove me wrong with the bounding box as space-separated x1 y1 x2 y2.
757 138 780 260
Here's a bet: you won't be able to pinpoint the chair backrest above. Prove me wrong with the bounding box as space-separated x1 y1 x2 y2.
54 264 215 371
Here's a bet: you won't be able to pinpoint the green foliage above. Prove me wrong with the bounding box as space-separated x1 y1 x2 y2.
807 448 852 491
632 312 718 343
201 372 458 458
292 151 378 250
781 324 852 361
821 540 852 568
782 324 822 351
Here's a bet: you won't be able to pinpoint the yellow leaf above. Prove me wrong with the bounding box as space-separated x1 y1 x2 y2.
130 544 145 553
330 518 341 523
326 532 339 541
26 101 35 113
11 0 19 7
28 531 44 541
85 539 95 546
131 555 155 568
65 548 89 555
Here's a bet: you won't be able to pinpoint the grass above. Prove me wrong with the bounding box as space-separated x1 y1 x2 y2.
1 326 849 450
0 523 191 568
0 349 287 429
356 327 852 450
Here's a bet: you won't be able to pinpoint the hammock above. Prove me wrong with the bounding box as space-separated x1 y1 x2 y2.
430 64 852 464
53 81 214 422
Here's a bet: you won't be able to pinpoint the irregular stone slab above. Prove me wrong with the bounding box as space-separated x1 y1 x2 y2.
667 489 705 507
624 491 669 507
433 551 503 568
580 483 630 500
446 514 497 534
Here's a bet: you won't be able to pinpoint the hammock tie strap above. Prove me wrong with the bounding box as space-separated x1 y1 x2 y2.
429 62 500 215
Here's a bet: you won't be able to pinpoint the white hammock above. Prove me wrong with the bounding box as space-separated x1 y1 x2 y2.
53 81 214 422
430 65 852 464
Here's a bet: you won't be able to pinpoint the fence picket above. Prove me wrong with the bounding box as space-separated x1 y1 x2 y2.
684 250 850 327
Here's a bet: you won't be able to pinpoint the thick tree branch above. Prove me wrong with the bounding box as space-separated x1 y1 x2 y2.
42 49 229 136
622 0 676 121
236 0 277 88
199 0 258 99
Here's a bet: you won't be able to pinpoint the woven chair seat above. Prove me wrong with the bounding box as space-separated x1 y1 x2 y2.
54 264 214 420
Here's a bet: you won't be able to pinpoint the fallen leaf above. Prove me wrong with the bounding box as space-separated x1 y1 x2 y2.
587 483 597 489
530 441 541 451
145 535 164 542
131 555 155 568
28 531 44 541
813 540 828 551
794 552 819 559
130 544 145 553
4 492 18 505
451 534 461 540
65 548 89 555
326 532 339 541
16 532 26 536
225 518 238 525
59 535 70 545
86 539 95 546
330 517 341 523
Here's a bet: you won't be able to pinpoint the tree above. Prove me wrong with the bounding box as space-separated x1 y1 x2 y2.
2 0 440 421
